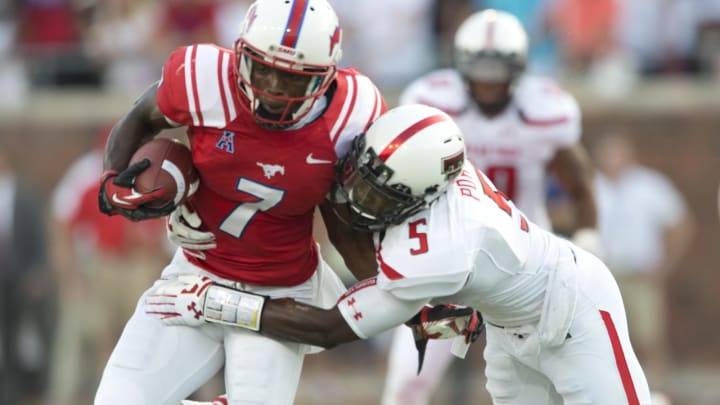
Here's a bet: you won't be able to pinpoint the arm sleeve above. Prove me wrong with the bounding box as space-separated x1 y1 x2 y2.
336 278 428 339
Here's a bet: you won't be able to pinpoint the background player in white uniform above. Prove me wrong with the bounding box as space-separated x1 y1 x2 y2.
94 1 384 404
152 104 651 404
383 10 600 404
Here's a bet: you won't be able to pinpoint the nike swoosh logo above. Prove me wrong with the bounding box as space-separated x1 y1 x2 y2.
112 190 145 205
305 153 333 165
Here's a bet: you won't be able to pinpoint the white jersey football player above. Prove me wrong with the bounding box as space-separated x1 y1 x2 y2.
382 10 601 404
151 104 652 404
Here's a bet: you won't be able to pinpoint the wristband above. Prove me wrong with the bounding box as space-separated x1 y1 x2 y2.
203 285 266 331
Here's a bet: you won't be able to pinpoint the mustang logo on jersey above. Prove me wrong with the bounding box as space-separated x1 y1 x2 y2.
216 131 235 154
256 162 285 179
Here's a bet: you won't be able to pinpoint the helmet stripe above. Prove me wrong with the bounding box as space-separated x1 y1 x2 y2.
281 0 309 48
485 16 495 49
378 114 448 161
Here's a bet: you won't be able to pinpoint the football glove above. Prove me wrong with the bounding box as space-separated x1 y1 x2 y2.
98 159 176 221
406 304 484 375
144 275 214 327
143 274 266 331
167 204 217 254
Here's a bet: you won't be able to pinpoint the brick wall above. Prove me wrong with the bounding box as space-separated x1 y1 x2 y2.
582 109 720 365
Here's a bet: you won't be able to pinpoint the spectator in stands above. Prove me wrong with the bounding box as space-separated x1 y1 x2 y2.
334 0 472 93
0 0 30 108
0 140 56 405
16 0 100 86
84 0 163 93
613 0 700 75
546 0 618 74
593 130 695 401
48 127 170 404
152 0 220 58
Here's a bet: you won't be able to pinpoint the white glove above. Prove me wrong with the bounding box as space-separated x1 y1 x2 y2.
167 204 217 251
571 227 604 258
144 275 214 326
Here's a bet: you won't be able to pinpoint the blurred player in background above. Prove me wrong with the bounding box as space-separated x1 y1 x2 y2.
381 9 600 404
93 0 385 403
151 104 652 405
48 127 169 404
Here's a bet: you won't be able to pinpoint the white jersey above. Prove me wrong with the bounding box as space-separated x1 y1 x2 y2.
399 69 581 229
344 162 651 404
339 162 576 334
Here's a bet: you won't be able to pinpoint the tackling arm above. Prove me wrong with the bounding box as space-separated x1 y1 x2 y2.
319 200 378 281
260 298 359 348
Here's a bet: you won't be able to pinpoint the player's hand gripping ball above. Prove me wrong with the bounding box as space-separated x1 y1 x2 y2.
130 137 199 208
99 137 199 221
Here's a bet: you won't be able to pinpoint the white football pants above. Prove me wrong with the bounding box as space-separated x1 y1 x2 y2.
382 247 652 405
94 249 346 405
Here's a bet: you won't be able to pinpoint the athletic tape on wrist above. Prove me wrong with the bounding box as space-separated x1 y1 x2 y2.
203 285 266 331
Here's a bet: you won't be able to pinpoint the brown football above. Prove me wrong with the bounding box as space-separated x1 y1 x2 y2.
130 137 198 208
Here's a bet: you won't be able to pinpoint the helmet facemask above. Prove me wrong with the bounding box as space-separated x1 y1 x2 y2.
455 50 525 116
234 39 336 129
331 135 431 232
453 9 529 117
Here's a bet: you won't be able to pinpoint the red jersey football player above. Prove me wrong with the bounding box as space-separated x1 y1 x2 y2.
94 0 385 404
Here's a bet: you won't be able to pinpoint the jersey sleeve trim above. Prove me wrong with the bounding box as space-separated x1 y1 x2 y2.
182 45 238 128
518 109 569 127
185 45 203 126
378 243 404 280
363 85 383 131
329 74 358 144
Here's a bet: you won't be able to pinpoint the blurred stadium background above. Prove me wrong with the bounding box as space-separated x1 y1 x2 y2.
2 0 720 404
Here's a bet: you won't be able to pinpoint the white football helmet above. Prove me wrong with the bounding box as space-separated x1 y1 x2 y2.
334 105 466 231
454 9 528 83
234 0 343 127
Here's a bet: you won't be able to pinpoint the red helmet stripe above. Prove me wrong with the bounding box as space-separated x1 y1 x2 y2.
485 16 495 49
378 114 448 161
281 0 309 48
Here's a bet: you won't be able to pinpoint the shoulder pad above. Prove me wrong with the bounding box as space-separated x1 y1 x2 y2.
514 76 579 126
330 69 387 158
514 76 581 145
399 69 469 117
157 44 238 128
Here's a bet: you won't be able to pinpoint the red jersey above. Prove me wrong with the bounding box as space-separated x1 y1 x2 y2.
156 44 386 286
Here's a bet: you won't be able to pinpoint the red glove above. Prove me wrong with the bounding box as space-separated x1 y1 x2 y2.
98 159 175 221
406 304 484 374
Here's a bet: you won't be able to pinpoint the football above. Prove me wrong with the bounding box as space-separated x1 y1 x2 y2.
130 137 198 208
